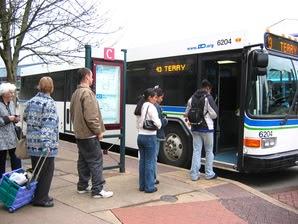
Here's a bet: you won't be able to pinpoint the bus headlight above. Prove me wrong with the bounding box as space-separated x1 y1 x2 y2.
261 137 277 148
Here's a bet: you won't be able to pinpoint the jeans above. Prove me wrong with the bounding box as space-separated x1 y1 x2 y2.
137 134 157 192
76 138 105 194
0 148 22 177
190 131 215 180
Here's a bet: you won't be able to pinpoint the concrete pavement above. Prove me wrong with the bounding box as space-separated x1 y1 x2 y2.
1 140 297 224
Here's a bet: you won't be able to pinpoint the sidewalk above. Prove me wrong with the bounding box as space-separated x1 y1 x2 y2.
1 140 297 224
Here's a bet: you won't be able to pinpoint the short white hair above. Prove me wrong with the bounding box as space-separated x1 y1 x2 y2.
0 83 16 96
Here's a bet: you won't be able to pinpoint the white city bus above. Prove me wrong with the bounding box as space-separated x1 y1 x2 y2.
124 31 298 172
18 31 298 172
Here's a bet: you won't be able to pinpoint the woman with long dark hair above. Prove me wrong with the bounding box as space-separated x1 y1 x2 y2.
134 88 161 193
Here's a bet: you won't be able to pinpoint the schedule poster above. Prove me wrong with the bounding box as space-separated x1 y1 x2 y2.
95 64 121 125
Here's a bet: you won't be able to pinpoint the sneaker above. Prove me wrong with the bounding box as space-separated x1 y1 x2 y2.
77 185 91 194
92 189 113 198
207 174 217 180
155 179 160 185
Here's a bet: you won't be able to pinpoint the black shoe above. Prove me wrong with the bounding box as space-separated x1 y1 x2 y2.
208 174 218 180
155 179 160 185
33 200 54 207
145 187 158 193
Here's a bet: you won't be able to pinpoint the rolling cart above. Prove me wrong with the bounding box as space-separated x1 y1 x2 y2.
0 150 50 212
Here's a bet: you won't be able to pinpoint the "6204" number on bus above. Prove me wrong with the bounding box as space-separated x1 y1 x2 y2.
217 38 232 46
258 131 273 138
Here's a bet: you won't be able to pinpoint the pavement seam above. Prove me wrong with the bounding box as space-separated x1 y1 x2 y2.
221 177 298 214
110 189 211 209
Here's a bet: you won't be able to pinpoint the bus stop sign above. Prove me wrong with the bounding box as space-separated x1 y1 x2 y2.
104 48 115 61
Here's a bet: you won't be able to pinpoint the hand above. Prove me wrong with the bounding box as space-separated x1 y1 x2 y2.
14 115 20 123
97 133 104 140
8 116 16 122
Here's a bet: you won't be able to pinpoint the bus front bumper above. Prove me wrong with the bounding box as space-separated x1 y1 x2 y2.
242 149 298 173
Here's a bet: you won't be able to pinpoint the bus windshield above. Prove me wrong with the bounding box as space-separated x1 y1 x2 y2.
248 55 298 117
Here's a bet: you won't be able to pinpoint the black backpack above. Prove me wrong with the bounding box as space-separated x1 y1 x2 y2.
188 95 207 125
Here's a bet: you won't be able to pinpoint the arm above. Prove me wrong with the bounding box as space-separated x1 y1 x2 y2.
149 104 162 129
184 98 192 121
207 95 218 119
40 100 59 149
82 91 104 135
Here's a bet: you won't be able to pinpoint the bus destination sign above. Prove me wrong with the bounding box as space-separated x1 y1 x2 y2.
265 33 298 56
155 64 187 73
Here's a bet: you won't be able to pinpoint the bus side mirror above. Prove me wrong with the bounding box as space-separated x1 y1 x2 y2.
253 50 268 76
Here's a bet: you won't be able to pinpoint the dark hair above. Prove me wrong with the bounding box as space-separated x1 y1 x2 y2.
78 67 92 83
201 79 212 89
153 86 164 97
134 88 157 115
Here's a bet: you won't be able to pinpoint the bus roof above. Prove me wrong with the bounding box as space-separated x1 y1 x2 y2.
126 30 297 62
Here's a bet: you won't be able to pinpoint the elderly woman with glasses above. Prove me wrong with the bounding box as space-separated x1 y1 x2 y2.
0 82 22 178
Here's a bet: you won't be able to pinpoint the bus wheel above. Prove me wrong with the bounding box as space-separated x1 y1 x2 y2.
159 124 191 168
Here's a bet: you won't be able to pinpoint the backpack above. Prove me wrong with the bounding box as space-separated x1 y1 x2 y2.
188 95 207 125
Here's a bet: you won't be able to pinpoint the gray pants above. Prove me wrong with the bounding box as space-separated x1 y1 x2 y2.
76 137 105 194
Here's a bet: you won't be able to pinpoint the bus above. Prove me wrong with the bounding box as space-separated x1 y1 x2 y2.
18 31 298 173
125 31 298 172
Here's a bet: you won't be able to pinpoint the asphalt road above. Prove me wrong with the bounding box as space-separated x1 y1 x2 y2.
216 166 298 194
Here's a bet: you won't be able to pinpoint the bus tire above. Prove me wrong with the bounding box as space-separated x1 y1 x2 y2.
158 123 191 168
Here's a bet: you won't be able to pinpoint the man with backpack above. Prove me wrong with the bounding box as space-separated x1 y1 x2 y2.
185 79 218 181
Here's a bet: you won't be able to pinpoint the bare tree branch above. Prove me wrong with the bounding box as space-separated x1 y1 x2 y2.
0 0 121 83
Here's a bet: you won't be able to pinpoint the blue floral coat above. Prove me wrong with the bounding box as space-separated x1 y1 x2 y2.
23 92 59 157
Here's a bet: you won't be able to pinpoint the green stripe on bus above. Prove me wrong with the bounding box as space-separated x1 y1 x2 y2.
165 112 183 116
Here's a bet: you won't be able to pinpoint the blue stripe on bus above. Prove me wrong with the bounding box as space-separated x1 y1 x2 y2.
161 106 186 113
244 115 298 127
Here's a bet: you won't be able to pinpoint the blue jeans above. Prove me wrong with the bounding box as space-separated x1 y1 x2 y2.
137 134 157 192
190 131 215 180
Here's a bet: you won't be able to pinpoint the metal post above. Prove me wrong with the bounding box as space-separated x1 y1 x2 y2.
85 45 92 69
119 49 127 173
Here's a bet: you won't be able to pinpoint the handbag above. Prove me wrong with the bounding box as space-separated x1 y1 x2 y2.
15 137 29 160
143 106 158 131
15 120 29 160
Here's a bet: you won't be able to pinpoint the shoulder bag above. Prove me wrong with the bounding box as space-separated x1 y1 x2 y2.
143 105 158 131
15 120 29 160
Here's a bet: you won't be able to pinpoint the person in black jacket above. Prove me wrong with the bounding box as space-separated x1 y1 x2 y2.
153 87 168 184
185 79 218 181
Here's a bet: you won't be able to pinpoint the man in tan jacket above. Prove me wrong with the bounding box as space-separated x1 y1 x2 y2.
70 67 113 198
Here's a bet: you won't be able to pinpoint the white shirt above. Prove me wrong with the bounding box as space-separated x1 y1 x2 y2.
136 102 162 135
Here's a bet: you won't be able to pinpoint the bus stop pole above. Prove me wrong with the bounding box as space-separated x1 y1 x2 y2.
85 45 92 69
119 49 127 173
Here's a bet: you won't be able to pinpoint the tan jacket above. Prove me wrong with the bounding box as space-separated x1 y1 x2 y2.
70 85 105 139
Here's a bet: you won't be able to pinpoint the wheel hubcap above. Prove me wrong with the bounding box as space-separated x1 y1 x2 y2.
163 133 183 161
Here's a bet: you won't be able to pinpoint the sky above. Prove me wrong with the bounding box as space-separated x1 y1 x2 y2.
100 0 298 50
1 0 298 69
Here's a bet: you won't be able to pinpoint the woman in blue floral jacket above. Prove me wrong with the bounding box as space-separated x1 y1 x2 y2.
23 76 59 207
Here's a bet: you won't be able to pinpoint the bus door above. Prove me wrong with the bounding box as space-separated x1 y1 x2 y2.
201 54 241 170
63 70 79 134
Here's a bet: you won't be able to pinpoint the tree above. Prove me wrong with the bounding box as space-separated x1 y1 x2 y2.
0 0 120 83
